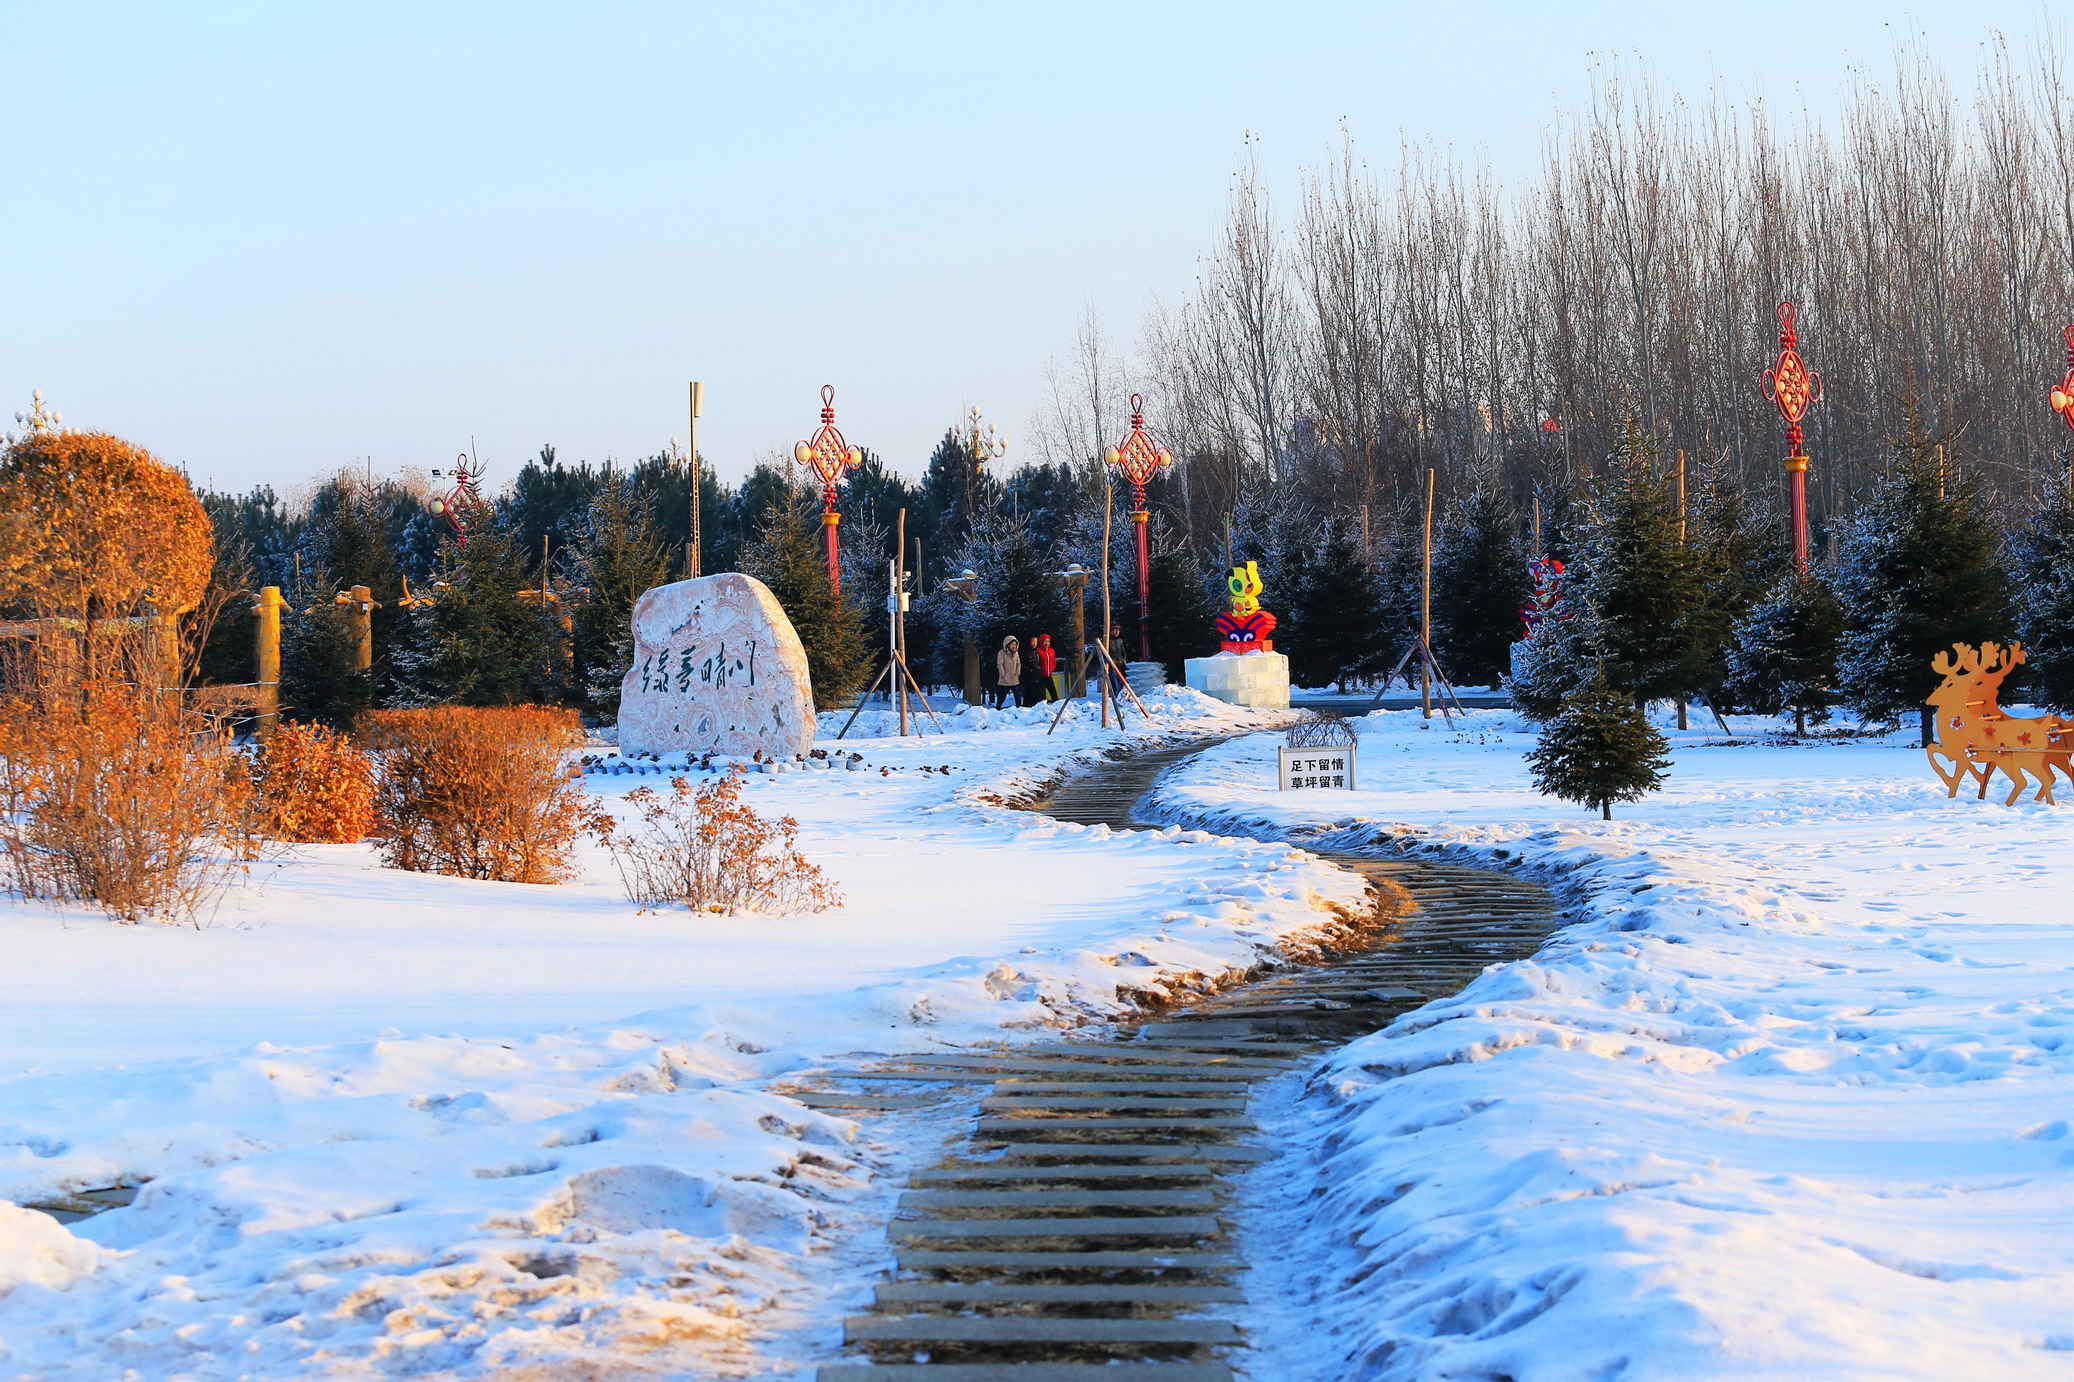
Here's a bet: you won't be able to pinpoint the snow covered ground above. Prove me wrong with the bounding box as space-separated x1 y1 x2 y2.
1148 709 2074 1381
0 689 1367 1380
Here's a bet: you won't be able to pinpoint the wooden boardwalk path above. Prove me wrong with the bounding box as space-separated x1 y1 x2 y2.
806 737 1559 1380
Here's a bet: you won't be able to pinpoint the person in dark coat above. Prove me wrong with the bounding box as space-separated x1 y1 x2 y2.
990 635 1021 709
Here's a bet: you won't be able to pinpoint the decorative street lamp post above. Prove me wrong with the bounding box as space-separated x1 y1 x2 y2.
1102 393 1174 664
793 385 863 595
1762 301 1823 569
963 405 1006 527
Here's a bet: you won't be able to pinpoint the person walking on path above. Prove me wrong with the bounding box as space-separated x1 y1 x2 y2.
991 635 1022 710
1034 633 1060 702
1101 622 1128 699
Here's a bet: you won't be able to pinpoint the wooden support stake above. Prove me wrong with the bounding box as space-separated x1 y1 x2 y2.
1100 482 1115 729
1421 469 1434 721
1095 638 1152 719
895 508 910 738
893 652 945 733
835 661 894 740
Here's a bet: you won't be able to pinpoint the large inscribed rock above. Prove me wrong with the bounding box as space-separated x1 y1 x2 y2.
617 574 815 758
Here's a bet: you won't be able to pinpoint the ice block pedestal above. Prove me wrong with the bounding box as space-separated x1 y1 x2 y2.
1184 649 1290 709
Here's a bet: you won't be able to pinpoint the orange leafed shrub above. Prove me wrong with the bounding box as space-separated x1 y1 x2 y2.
357 706 589 883
258 722 376 843
590 767 840 915
0 429 212 619
0 634 255 923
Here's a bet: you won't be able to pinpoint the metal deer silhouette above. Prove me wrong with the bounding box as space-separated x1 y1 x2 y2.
1924 641 2070 805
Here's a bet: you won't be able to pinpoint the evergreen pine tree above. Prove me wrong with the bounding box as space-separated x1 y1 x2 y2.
1509 594 1604 720
281 568 375 727
1431 480 1529 689
1834 416 2010 742
1141 512 1220 673
1574 422 1705 707
1725 569 1844 733
741 495 871 710
389 510 555 708
1526 667 1671 819
1281 514 1391 691
2011 480 2074 712
567 479 672 722
1684 463 1786 712
916 428 1003 561
945 513 1071 691
1368 505 1425 689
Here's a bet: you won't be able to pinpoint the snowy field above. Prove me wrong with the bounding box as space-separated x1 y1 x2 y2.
1149 709 2074 1381
0 690 1365 1380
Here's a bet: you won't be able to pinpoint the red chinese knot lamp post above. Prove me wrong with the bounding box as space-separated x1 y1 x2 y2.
2048 324 2074 433
1103 393 1174 664
1762 301 1823 569
793 384 863 595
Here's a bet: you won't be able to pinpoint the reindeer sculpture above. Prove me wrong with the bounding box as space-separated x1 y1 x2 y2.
1924 641 2071 805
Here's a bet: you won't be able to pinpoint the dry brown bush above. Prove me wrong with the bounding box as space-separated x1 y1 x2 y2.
257 721 376 843
590 768 840 915
358 706 589 883
0 633 256 924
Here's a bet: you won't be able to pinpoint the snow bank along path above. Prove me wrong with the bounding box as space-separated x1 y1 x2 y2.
0 689 1380 1380
1147 710 2074 1381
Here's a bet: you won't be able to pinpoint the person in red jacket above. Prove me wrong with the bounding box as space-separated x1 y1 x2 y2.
1033 633 1060 702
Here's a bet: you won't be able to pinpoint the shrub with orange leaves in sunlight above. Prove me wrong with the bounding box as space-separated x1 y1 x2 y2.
256 722 377 843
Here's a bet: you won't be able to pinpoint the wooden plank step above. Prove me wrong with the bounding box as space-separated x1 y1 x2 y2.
1125 1039 1315 1053
873 1282 1245 1305
899 1189 1217 1210
910 1165 1220 1183
1019 1045 1297 1067
992 1144 1272 1161
891 1215 1221 1240
821 1365 1234 1381
977 1116 1256 1133
1134 1022 1260 1039
895 1249 1239 1271
788 1092 939 1110
857 1065 1279 1081
990 1081 1253 1094
845 1315 1240 1344
980 1096 1249 1112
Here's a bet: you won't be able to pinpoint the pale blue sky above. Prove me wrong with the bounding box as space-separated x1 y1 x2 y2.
2 1 2062 493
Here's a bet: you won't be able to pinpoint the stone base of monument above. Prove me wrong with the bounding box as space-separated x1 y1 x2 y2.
1185 649 1290 708
1125 661 1167 698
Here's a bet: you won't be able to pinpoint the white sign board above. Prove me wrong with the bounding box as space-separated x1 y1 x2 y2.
1278 745 1355 790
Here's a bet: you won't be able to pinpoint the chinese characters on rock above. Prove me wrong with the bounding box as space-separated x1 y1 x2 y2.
637 639 760 695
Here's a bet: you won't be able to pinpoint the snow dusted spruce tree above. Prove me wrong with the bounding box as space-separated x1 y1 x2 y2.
940 512 1070 689
1509 591 1603 720
1279 512 1392 691
1431 475 1529 689
2011 479 2074 712
1577 422 1708 713
565 479 672 722
1527 666 1672 819
1834 417 2010 745
741 493 871 710
389 508 567 709
1725 569 1844 734
1683 460 1784 711
1054 501 1211 674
